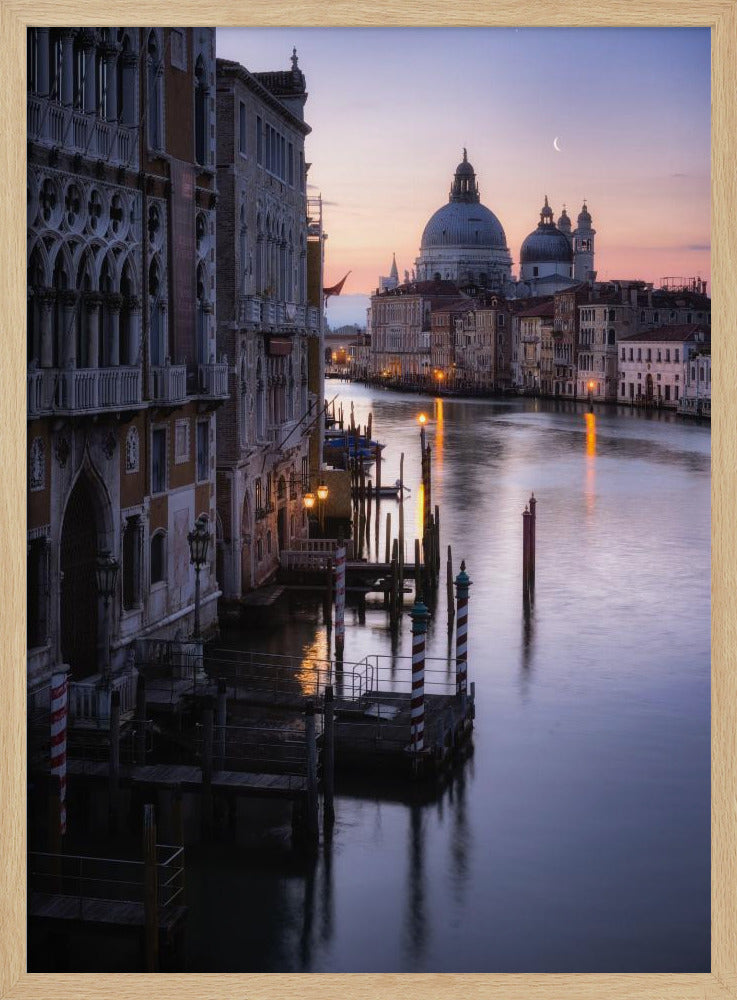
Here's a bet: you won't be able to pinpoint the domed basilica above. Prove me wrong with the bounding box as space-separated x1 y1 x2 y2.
387 151 596 298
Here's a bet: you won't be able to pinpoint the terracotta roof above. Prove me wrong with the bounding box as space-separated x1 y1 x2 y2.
619 324 710 343
518 299 555 318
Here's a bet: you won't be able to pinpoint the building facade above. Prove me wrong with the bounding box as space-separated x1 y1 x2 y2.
27 28 227 713
215 53 321 598
618 325 710 408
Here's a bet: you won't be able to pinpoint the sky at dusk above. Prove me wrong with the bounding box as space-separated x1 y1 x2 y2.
217 28 711 328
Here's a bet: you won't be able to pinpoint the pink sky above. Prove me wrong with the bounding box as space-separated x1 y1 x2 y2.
217 28 710 323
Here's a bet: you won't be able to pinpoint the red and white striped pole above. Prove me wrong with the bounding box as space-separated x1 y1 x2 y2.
50 670 69 836
454 561 472 708
334 543 346 660
409 597 430 753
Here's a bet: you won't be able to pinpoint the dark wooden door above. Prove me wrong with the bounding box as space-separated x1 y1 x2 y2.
60 478 99 679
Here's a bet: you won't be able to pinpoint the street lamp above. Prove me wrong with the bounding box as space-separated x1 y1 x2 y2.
587 379 595 411
187 515 211 640
95 550 119 679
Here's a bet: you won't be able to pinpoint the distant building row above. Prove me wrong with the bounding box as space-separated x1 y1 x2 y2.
367 277 710 414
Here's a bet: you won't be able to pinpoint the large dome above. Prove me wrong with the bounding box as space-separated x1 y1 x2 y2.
520 226 573 264
414 151 512 289
421 201 508 250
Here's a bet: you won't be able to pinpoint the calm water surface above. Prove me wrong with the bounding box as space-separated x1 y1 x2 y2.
187 388 710 973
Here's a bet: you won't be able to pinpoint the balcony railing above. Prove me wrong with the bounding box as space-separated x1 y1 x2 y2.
238 295 262 326
267 418 300 448
149 364 187 405
28 96 137 168
69 666 139 728
28 367 143 417
262 301 276 326
198 362 229 399
306 306 321 332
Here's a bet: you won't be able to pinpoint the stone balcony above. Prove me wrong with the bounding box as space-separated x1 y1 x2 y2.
27 366 143 418
238 295 262 326
267 418 302 449
28 96 137 169
197 361 229 399
148 363 187 405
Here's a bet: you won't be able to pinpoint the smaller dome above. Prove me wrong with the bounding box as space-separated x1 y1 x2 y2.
520 225 573 264
557 206 571 230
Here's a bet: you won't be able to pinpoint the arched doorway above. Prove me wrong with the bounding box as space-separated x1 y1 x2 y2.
60 476 100 680
645 373 654 401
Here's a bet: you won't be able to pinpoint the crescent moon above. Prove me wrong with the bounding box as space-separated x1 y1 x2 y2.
553 136 562 152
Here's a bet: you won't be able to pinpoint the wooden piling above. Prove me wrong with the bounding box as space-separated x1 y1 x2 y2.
385 511 392 565
398 452 405 598
143 803 159 972
323 686 335 826
375 441 382 493
108 688 121 835
434 504 441 578
390 538 399 624
135 672 147 764
414 538 422 600
446 545 454 630
522 505 532 600
529 493 537 591
305 701 319 847
325 556 333 630
201 696 214 839
367 412 373 442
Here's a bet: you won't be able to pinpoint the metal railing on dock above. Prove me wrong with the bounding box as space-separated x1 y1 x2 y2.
28 843 185 920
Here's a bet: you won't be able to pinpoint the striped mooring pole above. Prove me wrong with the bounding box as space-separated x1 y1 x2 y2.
334 543 346 659
409 596 431 753
454 560 472 706
50 670 69 836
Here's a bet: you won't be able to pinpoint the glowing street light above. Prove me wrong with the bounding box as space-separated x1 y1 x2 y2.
303 492 316 511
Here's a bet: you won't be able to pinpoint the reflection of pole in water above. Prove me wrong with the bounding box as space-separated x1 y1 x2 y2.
521 591 536 695
450 767 470 907
404 803 427 966
320 829 335 945
584 411 596 517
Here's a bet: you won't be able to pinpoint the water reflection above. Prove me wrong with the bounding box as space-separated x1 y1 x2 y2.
188 389 709 974
584 410 596 519
405 804 426 967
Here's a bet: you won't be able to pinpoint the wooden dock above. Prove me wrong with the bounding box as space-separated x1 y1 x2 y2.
67 759 308 798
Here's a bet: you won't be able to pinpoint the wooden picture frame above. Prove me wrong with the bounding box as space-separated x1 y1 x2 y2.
2 4 734 999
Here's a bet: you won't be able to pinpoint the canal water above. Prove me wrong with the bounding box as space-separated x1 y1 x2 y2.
186 387 710 973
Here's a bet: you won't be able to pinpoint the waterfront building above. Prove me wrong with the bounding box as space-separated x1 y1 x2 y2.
618 324 710 408
552 283 587 397
577 285 638 401
27 28 226 715
517 299 554 392
370 279 460 382
214 52 322 597
414 150 513 290
680 348 711 417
